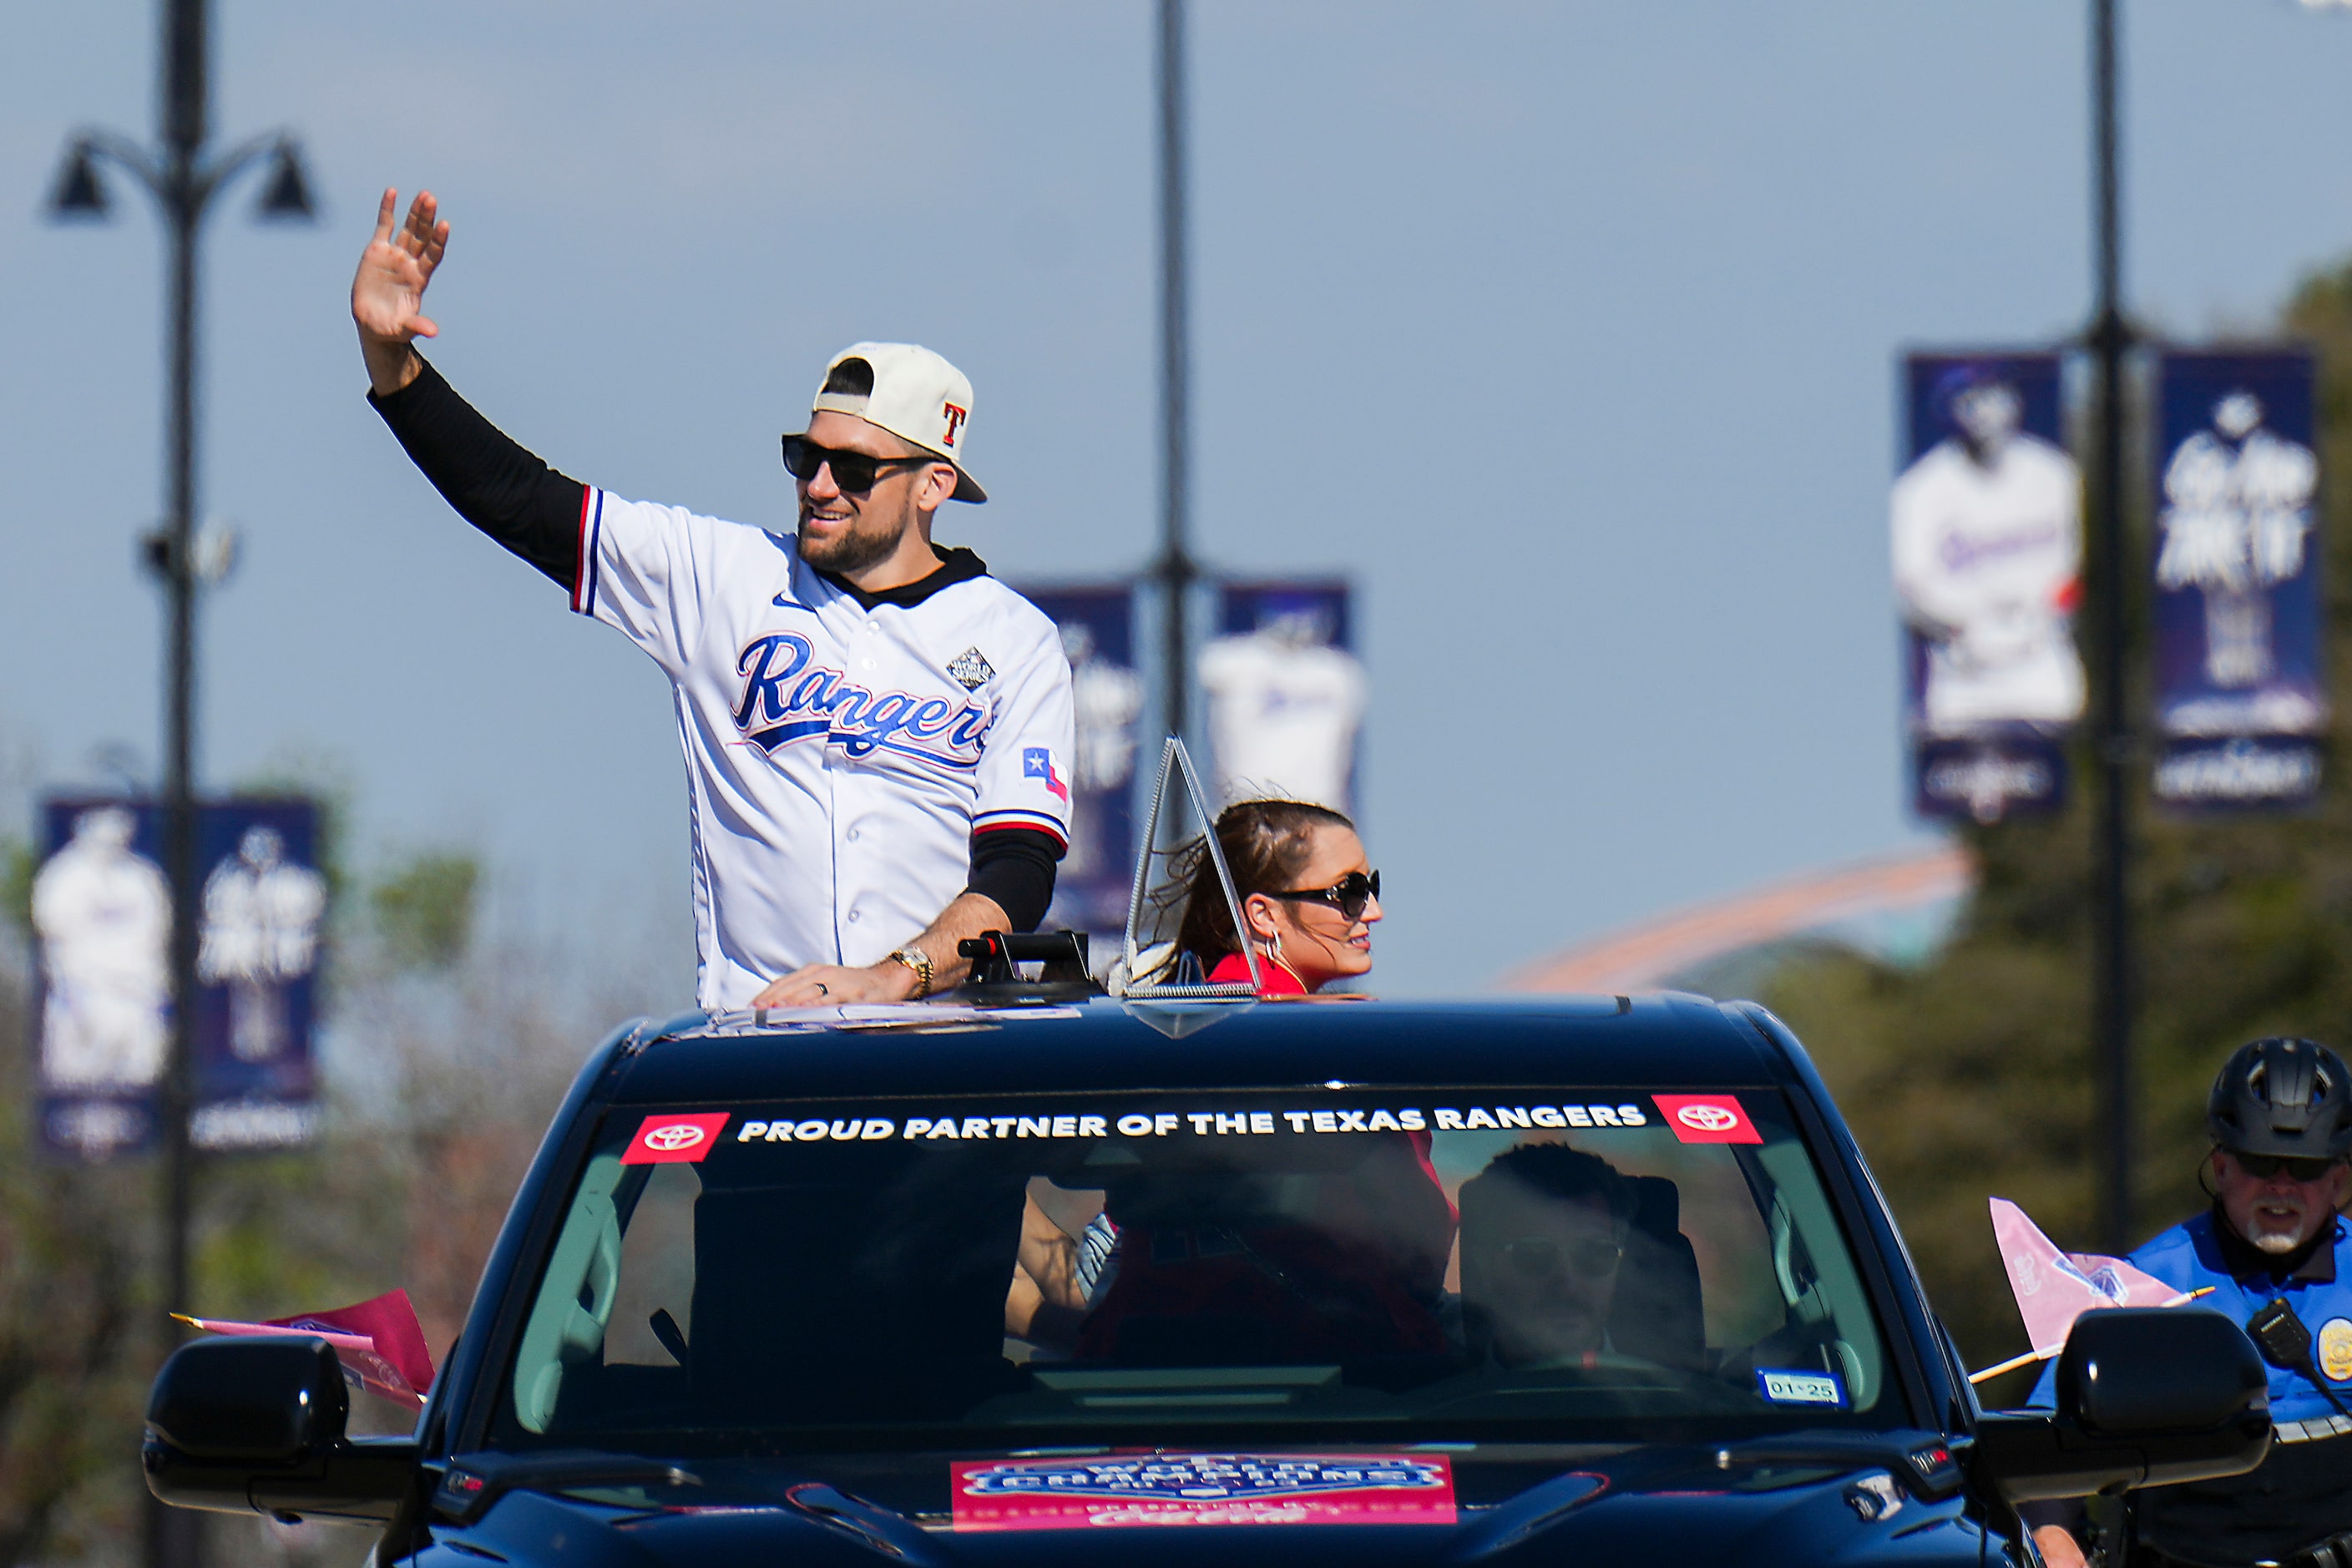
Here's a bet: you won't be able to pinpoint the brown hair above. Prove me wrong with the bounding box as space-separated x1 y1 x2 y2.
1166 799 1354 964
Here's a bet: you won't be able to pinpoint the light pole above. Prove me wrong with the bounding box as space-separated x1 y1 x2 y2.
46 2 312 1563
2086 0 2134 1258
1152 0 1196 756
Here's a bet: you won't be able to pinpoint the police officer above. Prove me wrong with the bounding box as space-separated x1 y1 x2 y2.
2029 1038 2352 1568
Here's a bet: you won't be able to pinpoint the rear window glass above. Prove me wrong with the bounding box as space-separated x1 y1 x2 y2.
494 1087 1895 1447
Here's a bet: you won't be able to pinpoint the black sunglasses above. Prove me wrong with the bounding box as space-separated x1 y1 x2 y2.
781 436 938 495
1270 868 1380 922
1501 1236 1622 1282
2230 1151 2345 1183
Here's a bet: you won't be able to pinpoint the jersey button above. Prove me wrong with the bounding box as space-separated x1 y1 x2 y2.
846 827 861 842
861 658 877 670
847 910 862 923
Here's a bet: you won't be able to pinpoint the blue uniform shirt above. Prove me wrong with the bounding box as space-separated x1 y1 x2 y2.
2030 1209 2352 1424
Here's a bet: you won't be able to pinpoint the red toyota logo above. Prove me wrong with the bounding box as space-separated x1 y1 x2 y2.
622 1111 731 1164
1652 1095 1763 1145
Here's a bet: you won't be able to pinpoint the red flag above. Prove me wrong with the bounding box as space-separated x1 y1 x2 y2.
175 1288 436 1409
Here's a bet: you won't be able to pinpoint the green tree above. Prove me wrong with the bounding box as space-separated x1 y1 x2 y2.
1765 266 2352 1404
370 852 479 973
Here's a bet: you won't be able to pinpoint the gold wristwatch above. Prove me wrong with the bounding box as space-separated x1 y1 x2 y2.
888 945 934 999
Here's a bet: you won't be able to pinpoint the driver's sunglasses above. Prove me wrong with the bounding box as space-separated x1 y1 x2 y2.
781 436 936 495
1270 869 1381 922
2231 1151 2345 1183
1502 1237 1622 1282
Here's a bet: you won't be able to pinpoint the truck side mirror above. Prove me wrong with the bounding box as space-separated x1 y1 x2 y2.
148 1335 346 1462
144 1335 419 1523
2059 1306 2269 1444
1976 1308 2273 1500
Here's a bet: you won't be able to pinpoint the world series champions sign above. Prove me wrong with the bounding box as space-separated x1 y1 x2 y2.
30 797 326 1161
2150 350 2326 812
1893 352 2083 822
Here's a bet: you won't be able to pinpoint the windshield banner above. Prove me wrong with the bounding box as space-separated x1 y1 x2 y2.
1894 352 2080 823
2151 350 2325 812
951 1453 1457 1530
726 1100 1663 1144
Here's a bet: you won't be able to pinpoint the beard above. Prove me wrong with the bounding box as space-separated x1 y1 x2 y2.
2241 1197 2311 1255
798 492 914 577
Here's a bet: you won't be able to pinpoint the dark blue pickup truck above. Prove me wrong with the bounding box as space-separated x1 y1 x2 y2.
142 990 2270 1565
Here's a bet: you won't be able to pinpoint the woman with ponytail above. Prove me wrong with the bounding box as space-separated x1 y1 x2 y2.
1169 799 1383 995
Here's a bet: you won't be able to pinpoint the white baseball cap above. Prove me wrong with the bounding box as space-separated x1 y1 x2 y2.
807 341 986 503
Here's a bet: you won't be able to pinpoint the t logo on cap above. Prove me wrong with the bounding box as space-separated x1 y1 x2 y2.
800 341 989 503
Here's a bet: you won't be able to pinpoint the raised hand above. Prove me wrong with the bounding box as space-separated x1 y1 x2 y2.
352 188 449 394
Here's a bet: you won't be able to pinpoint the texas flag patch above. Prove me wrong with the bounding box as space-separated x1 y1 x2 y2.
1023 747 1069 803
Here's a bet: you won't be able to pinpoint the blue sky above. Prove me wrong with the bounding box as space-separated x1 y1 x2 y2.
7 1 2352 998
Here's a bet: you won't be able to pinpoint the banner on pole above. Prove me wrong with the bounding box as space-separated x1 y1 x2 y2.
2152 350 2325 812
31 797 327 1161
1894 353 2082 822
1201 581 1364 817
1018 585 1146 933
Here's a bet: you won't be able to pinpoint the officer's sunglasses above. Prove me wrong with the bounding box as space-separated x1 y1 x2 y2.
2230 1151 2346 1183
1501 1236 1622 1282
781 436 938 495
1269 869 1381 922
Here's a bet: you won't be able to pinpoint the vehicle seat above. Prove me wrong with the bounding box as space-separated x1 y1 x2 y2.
686 1170 1025 1419
1608 1174 1706 1369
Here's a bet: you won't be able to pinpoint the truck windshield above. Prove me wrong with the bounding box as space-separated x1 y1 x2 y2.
493 1085 1898 1448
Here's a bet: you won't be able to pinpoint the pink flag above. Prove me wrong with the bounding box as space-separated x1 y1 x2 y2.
175 1289 435 1409
1990 1198 2192 1355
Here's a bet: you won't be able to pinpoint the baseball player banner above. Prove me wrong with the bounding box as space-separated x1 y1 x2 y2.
1893 352 2081 822
32 796 326 1161
1202 580 1365 816
2151 350 2325 812
1019 584 1144 933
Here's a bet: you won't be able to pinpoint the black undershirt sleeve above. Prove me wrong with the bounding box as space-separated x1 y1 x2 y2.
367 355 587 590
966 827 1065 933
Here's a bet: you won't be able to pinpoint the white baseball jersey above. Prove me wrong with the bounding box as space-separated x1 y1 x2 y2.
1890 434 2085 731
1197 632 1368 812
574 489 1075 1009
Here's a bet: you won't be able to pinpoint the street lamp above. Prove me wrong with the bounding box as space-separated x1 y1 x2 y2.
1153 0 1195 752
2081 0 2344 1255
43 3 312 1565
2086 0 2135 1259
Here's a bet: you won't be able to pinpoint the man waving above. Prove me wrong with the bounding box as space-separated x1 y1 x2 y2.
352 189 1074 1009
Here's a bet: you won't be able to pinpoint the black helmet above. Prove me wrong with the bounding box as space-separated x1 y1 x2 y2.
2206 1037 2352 1160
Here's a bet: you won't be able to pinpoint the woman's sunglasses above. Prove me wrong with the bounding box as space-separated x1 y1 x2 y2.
1270 869 1381 922
2230 1151 2345 1183
1501 1236 1622 1282
781 436 938 495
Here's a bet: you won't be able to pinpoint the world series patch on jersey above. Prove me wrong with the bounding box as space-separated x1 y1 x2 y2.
573 489 1074 1008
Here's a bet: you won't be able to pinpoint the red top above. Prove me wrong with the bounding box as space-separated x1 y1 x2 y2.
1207 948 1308 996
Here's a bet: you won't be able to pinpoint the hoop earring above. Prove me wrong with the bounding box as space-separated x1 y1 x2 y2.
1262 930 1286 965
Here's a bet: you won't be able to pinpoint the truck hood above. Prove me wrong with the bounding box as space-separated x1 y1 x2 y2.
422 1433 1981 1568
